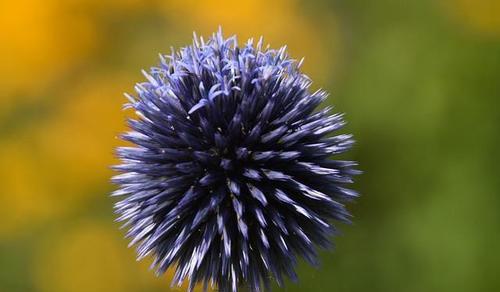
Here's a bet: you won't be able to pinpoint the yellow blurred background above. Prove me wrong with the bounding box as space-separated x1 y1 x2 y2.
1 0 500 291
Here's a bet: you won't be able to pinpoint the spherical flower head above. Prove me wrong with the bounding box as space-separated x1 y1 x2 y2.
112 29 360 292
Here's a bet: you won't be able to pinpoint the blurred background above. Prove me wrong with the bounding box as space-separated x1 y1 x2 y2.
1 0 499 291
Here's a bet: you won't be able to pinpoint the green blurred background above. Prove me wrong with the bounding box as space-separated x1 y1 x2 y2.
1 0 499 291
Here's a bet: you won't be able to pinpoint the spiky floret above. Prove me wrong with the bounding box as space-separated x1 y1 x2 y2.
112 29 360 292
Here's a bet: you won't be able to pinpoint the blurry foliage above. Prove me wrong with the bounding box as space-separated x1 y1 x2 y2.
0 0 499 291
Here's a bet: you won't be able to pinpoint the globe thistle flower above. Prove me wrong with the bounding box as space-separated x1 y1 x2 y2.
112 29 360 292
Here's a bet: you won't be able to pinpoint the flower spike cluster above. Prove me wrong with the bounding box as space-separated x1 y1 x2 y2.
112 29 360 292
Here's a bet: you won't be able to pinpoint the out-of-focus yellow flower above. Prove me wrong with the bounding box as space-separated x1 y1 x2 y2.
0 141 56 237
33 222 211 292
442 0 500 37
0 76 131 238
37 77 130 186
34 222 138 292
163 0 337 83
0 0 152 116
0 0 96 105
33 76 131 212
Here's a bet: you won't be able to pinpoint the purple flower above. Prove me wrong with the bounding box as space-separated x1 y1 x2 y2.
112 29 360 292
